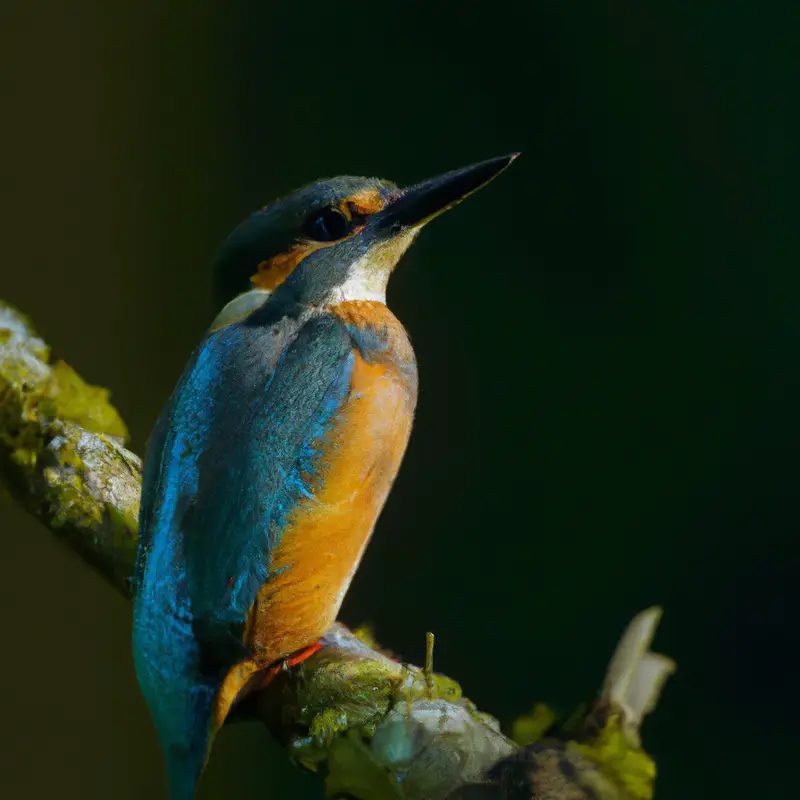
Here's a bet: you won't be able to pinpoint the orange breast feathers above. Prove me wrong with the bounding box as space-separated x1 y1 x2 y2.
211 303 417 732
246 301 417 663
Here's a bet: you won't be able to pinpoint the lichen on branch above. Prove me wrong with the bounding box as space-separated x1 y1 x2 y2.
0 299 674 800
0 301 139 593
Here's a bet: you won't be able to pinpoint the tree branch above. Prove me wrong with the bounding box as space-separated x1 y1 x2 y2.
0 301 139 593
0 299 674 800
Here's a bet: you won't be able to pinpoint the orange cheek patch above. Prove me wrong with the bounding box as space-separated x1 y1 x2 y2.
250 220 370 292
250 242 326 291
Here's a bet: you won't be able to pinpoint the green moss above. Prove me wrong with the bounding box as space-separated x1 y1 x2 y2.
324 732 404 800
511 703 559 745
44 464 100 528
296 655 398 751
107 500 139 539
289 631 492 788
570 712 656 800
41 361 128 440
2 302 139 587
1 387 44 469
1 304 128 495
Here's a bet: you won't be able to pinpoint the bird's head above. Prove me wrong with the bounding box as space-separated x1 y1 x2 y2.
211 154 519 313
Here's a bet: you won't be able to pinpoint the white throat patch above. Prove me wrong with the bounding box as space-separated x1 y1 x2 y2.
326 261 390 304
325 227 420 306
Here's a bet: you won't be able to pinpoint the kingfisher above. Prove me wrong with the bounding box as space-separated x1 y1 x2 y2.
132 154 518 799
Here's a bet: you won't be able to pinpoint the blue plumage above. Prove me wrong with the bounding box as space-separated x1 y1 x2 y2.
133 302 357 798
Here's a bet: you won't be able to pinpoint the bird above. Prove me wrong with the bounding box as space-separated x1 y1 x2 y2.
131 153 518 799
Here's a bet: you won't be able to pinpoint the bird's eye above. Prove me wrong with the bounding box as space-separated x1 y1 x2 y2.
304 207 351 242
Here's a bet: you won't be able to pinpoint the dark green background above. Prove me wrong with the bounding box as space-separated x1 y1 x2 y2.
1 2 797 797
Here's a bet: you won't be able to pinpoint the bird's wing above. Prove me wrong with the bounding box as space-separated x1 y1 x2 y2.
134 404 169 595
135 310 355 651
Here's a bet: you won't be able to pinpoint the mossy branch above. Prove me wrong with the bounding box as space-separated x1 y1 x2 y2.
0 302 139 593
0 299 674 800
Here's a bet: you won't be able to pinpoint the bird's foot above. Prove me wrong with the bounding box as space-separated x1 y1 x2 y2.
260 641 324 689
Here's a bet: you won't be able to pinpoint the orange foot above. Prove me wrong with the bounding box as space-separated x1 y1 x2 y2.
260 641 324 689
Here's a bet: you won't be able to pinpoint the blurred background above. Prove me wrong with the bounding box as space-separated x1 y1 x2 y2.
1 2 797 797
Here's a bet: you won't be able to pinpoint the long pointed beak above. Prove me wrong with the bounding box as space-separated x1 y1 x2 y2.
375 153 519 233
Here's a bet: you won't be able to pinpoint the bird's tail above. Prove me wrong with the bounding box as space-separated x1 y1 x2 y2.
165 658 267 799
161 680 218 800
